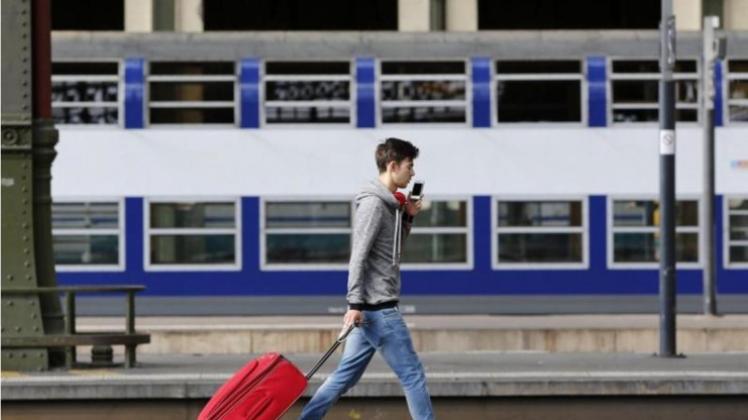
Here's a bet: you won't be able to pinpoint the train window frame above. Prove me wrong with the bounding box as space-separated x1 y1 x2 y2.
608 58 701 125
607 196 702 269
400 197 473 271
491 197 589 270
725 59 748 125
493 60 586 126
378 59 471 127
51 60 122 126
261 60 355 127
52 198 125 272
724 196 748 269
146 61 238 126
144 197 242 271
260 197 353 271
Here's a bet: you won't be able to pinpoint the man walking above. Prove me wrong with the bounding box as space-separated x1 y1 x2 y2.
300 138 434 419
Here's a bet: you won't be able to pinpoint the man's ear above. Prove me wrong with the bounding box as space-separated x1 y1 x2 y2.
387 161 398 173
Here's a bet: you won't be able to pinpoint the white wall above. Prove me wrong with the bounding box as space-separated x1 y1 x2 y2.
399 0 430 31
52 127 748 198
725 0 748 30
446 0 477 31
174 0 203 32
674 0 702 30
125 0 153 32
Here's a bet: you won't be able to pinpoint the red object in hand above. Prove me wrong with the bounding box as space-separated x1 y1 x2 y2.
393 192 407 206
198 353 307 420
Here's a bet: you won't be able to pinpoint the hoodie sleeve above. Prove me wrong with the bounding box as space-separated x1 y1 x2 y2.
346 197 383 309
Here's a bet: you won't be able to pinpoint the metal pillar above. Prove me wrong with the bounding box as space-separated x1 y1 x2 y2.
701 16 725 316
1 0 63 371
658 0 678 358
32 0 66 366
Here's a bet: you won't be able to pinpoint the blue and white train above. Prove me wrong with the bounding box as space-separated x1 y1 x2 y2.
49 33 748 314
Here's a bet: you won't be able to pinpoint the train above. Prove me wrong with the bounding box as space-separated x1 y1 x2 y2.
49 32 747 314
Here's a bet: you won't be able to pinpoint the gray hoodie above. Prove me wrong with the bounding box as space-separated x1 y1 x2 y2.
347 179 411 309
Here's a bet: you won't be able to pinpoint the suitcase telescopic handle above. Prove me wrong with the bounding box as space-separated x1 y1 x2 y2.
305 324 356 380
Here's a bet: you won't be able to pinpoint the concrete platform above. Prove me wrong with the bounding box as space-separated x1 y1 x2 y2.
5 315 746 418
74 314 748 354
2 352 748 400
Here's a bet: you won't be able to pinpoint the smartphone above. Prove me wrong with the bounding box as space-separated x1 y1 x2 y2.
410 180 425 200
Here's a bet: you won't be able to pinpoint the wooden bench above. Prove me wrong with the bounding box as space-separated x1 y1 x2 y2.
1 285 150 368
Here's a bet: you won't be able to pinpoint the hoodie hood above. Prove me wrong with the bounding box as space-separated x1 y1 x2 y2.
354 179 401 209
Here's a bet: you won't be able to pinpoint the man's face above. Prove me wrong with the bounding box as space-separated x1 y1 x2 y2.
391 158 415 189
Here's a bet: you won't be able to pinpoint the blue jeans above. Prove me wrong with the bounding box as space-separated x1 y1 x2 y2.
300 307 434 419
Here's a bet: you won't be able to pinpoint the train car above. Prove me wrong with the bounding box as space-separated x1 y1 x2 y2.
49 32 748 314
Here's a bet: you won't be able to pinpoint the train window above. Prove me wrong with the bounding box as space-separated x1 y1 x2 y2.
148 62 236 125
401 200 471 266
610 59 700 124
380 61 468 124
51 200 124 271
727 59 748 123
146 200 240 269
727 197 748 267
51 62 120 125
610 199 700 267
150 203 236 228
264 62 352 125
495 61 583 123
494 200 586 267
263 201 352 267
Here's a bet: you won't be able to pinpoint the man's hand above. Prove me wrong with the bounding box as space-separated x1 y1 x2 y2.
343 309 364 328
405 198 422 217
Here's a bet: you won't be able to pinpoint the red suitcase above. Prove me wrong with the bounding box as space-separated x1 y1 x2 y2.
198 325 354 420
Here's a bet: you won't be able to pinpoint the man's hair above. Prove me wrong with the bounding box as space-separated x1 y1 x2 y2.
375 138 419 173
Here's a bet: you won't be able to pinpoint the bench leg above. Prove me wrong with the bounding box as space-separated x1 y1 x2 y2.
65 292 77 368
125 345 136 368
65 346 76 369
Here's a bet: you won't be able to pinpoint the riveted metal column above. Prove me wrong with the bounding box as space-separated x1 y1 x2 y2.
31 118 64 362
32 0 65 368
1 0 49 371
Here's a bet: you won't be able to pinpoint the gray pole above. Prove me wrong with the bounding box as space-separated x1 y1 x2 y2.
701 16 720 316
658 0 677 357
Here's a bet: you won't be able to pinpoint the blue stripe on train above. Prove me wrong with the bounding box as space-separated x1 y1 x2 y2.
240 58 261 128
356 57 376 128
57 195 747 296
587 56 607 127
471 57 492 128
124 58 145 129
